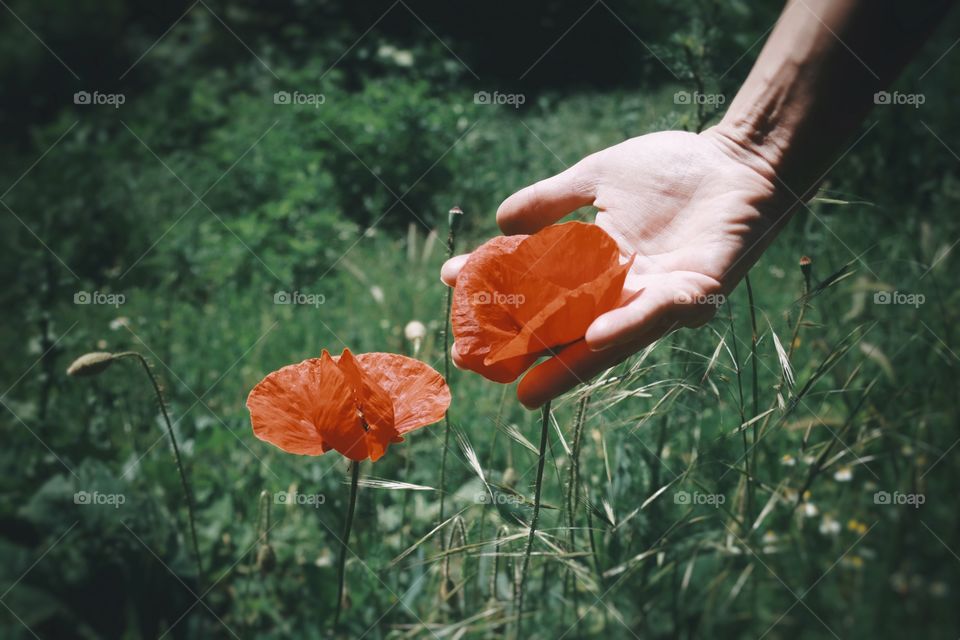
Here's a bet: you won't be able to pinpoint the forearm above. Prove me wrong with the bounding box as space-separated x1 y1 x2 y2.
713 0 954 200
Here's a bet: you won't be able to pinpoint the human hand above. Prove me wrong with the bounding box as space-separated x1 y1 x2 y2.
442 127 798 408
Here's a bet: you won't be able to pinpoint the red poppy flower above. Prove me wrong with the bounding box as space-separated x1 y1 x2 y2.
451 221 633 383
246 349 450 461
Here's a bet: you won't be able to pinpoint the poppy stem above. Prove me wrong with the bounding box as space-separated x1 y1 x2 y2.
438 210 458 528
516 401 551 637
334 461 361 627
114 351 203 589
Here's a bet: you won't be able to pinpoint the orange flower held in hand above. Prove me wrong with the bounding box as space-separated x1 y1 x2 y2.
247 349 450 461
451 221 633 383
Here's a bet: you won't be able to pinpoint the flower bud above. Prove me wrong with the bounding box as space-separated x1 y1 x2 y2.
66 352 115 377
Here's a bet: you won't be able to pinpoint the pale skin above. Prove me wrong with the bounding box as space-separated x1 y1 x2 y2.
442 0 955 408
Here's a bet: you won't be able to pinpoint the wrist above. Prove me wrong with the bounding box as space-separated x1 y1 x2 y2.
706 72 828 205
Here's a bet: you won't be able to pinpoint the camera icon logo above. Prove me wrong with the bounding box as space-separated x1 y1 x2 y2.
274 491 290 504
873 491 891 505
474 91 491 105
74 291 92 304
674 490 691 504
74 91 91 105
274 291 291 304
74 491 91 504
873 291 892 304
674 91 691 105
273 91 291 105
873 91 891 105
473 291 492 305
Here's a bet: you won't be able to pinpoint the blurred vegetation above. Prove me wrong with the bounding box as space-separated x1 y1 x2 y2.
1 0 959 638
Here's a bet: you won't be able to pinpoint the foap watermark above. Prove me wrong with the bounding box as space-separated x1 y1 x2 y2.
674 490 726 507
74 90 126 109
274 290 326 308
74 290 126 308
475 492 522 506
874 490 925 509
873 290 924 308
873 91 925 108
473 291 525 307
275 491 326 508
675 292 726 308
674 90 725 106
474 91 525 109
74 490 125 508
273 91 326 108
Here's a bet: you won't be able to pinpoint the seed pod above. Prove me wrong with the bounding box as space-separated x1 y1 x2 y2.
799 256 813 293
66 352 115 377
448 205 463 231
404 320 427 355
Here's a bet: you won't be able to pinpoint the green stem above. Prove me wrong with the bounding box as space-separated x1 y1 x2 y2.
478 385 510 546
516 401 552 637
115 351 203 587
334 461 361 626
743 275 760 626
438 218 456 527
743 277 760 528
564 394 589 616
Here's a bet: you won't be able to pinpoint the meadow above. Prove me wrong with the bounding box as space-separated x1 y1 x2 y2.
1 1 959 638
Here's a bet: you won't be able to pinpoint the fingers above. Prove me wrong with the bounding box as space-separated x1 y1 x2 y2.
440 254 471 287
516 332 661 409
585 285 676 351
496 161 596 235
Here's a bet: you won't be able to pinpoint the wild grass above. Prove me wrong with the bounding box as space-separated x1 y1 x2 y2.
3 87 958 638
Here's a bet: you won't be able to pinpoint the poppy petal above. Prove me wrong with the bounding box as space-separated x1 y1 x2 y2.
452 235 541 382
246 354 359 456
452 221 629 383
487 255 633 364
335 348 397 462
514 222 623 288
355 353 451 434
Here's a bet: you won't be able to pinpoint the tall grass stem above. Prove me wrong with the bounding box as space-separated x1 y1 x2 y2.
115 351 203 587
516 401 552 637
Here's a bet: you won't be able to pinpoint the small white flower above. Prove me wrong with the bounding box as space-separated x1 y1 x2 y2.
780 454 796 467
803 502 819 518
833 466 853 482
109 317 130 331
393 50 414 67
370 286 385 304
819 514 840 535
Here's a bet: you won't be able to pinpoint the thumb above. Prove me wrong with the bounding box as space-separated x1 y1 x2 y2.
496 159 596 235
586 275 722 351
585 284 676 352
